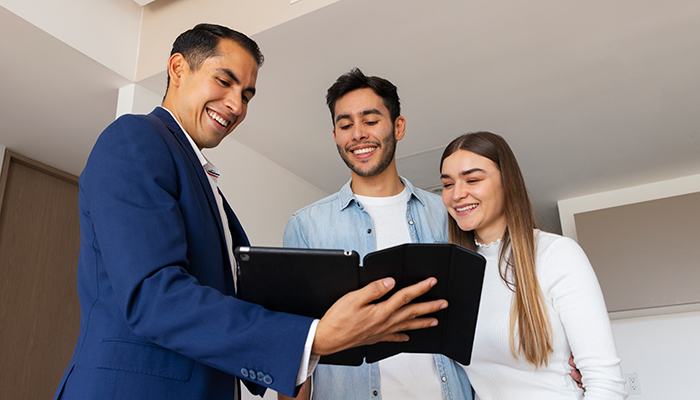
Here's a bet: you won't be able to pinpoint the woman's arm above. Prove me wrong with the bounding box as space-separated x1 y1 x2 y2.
539 235 627 399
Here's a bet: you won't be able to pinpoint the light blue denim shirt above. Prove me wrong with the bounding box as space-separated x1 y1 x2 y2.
283 177 473 400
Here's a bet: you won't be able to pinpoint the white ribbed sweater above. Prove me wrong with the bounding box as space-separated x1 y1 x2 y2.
463 230 627 400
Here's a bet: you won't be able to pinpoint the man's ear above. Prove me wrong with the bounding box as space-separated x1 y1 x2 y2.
168 53 186 88
394 116 406 141
332 128 337 140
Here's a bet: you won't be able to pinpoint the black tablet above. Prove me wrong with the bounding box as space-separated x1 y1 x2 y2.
234 243 485 366
235 246 364 365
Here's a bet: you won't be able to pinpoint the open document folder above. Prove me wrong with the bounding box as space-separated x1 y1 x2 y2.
235 243 485 366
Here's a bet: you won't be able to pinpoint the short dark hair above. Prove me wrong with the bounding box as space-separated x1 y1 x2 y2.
165 23 264 93
326 68 401 124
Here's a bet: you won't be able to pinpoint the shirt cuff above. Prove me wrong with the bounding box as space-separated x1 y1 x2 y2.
296 319 321 386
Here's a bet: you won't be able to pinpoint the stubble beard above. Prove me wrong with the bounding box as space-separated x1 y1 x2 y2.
336 128 397 178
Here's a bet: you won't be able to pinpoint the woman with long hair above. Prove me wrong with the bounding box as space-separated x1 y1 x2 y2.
440 132 627 399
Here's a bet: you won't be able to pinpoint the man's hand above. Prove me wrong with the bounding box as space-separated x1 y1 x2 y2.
312 277 447 356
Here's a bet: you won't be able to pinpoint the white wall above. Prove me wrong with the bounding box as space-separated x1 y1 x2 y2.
0 0 143 80
117 82 329 248
611 311 700 399
208 139 328 246
116 83 163 119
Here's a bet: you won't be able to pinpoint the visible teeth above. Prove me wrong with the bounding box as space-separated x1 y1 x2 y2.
208 110 229 127
456 204 478 212
353 147 375 155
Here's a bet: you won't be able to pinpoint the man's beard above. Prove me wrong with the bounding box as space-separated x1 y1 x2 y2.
336 128 397 178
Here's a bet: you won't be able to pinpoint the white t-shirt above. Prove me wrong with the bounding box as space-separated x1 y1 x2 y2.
354 188 442 399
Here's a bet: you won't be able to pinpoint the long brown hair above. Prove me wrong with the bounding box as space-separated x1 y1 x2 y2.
440 131 553 367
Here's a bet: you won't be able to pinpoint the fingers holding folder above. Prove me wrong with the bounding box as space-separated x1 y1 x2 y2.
312 277 448 356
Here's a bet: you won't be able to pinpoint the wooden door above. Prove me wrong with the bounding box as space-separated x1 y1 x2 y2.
0 150 80 399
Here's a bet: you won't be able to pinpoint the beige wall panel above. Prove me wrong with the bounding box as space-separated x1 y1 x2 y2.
575 191 700 312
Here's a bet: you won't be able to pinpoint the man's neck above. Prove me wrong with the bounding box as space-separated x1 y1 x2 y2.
350 165 405 197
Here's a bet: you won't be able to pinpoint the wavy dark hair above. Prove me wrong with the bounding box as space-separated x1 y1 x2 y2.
325 68 401 124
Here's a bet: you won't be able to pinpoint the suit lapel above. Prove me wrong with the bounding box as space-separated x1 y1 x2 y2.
150 107 230 246
221 191 250 247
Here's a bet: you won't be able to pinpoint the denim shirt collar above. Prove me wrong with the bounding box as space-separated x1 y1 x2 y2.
338 176 428 211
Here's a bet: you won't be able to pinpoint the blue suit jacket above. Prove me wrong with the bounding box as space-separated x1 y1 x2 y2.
54 107 313 399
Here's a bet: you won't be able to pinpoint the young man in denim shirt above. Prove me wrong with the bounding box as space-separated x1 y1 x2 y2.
280 69 473 400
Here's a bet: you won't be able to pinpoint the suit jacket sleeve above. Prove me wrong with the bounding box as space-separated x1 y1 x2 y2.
80 112 313 397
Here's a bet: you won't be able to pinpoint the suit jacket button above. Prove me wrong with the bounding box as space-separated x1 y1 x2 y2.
240 368 249 378
263 374 273 385
248 369 257 379
256 371 265 381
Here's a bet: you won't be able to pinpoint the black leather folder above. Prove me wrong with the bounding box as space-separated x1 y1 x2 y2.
234 243 485 366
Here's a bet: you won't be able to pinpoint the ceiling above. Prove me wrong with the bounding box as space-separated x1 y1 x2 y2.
0 6 130 178
2 0 700 233
236 0 700 232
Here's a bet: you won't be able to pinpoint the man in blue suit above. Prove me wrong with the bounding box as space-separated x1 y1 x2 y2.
54 24 447 400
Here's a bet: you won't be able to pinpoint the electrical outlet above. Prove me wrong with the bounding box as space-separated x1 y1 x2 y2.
625 372 642 395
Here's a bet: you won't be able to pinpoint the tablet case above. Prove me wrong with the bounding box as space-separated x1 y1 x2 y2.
234 243 485 366
235 246 363 365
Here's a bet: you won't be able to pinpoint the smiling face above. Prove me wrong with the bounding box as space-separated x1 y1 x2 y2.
164 38 258 149
441 149 507 244
332 88 405 179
